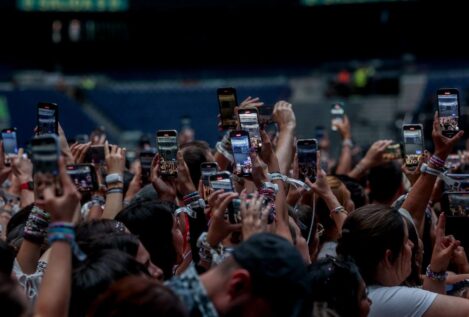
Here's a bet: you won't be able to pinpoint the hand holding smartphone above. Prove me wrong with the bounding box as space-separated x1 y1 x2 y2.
238 107 262 151
201 162 219 200
437 88 461 138
217 88 238 130
230 130 252 177
1 128 18 166
37 102 58 135
403 124 424 169
32 134 62 199
140 148 157 186
297 139 318 182
383 143 403 161
156 130 178 177
331 102 345 131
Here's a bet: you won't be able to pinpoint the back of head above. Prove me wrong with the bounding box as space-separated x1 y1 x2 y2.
87 276 188 317
232 233 308 316
368 161 402 204
0 239 14 275
70 249 148 317
78 232 140 259
180 140 211 187
336 175 367 209
0 273 28 317
6 204 34 252
115 198 176 279
308 257 362 317
336 204 404 284
76 219 126 242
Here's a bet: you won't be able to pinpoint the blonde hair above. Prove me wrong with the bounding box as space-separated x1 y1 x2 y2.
326 176 348 206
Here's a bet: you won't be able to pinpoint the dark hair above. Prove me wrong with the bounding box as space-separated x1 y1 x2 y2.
78 232 140 259
0 240 15 275
76 219 126 242
336 204 405 284
0 273 28 317
6 204 34 252
336 175 367 208
404 217 422 287
116 199 177 280
180 140 211 187
308 257 363 317
368 162 402 204
87 276 188 317
70 249 148 317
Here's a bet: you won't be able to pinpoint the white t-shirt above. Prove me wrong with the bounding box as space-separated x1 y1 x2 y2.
317 241 337 259
368 285 437 317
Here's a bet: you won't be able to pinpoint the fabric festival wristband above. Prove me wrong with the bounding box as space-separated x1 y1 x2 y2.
107 188 124 195
48 222 87 261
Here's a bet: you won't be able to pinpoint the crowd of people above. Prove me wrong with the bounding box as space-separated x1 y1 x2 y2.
2 95 469 317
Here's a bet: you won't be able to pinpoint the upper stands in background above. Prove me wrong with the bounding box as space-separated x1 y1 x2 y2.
0 87 97 146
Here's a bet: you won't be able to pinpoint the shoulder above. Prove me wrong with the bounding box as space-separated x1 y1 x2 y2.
368 286 437 317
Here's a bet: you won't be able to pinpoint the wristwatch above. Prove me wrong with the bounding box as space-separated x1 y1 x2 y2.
105 173 123 185
20 181 34 191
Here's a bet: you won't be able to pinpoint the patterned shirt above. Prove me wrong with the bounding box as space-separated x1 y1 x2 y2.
166 264 218 317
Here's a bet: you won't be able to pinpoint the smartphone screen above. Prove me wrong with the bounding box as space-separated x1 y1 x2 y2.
442 192 469 216
37 102 58 135
1 128 18 165
157 130 178 177
403 125 424 168
258 105 274 127
315 126 325 141
217 88 238 130
140 148 156 185
32 135 62 198
297 139 317 182
66 164 98 192
230 131 252 177
383 143 402 161
331 102 345 131
201 162 219 200
437 88 460 138
209 172 234 192
238 108 262 150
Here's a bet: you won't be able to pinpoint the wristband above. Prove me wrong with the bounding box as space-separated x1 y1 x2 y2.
20 181 34 191
331 206 347 215
105 173 123 185
23 206 50 244
425 264 447 281
107 187 124 195
420 163 442 177
342 139 353 148
48 222 87 261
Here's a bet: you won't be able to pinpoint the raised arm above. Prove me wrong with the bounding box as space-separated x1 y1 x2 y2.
335 115 354 175
35 158 81 317
347 139 392 180
402 112 463 237
102 142 126 219
272 101 296 175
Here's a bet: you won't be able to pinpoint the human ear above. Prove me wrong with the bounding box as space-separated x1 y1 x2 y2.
228 269 251 297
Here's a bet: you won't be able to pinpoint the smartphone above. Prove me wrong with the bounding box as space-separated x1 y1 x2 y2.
442 192 469 216
85 145 112 165
1 128 18 165
258 105 274 127
331 102 345 131
230 130 252 177
209 171 238 223
140 148 157 186
37 102 58 135
297 139 318 182
156 130 178 177
31 134 62 199
383 143 403 161
446 154 461 170
217 87 238 130
201 162 219 200
66 164 99 192
238 107 262 151
437 88 461 138
403 124 424 169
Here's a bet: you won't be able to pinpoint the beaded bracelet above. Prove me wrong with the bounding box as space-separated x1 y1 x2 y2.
425 264 447 281
429 155 445 170
24 206 51 244
48 222 87 261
